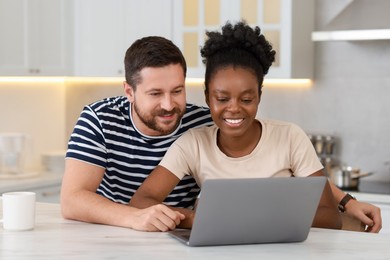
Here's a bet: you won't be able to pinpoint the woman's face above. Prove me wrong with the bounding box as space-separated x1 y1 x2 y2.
206 66 261 138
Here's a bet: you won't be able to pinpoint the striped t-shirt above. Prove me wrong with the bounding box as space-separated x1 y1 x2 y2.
66 96 213 208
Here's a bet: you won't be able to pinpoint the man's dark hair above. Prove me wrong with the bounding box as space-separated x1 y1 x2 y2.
124 36 187 90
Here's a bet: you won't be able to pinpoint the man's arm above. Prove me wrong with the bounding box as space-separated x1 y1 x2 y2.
309 171 343 229
329 182 382 233
60 159 184 231
130 165 195 229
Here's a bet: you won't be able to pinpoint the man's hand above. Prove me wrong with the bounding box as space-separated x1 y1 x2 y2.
345 199 382 233
131 204 185 232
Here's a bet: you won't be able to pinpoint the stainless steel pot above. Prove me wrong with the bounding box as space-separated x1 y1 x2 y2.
329 166 373 190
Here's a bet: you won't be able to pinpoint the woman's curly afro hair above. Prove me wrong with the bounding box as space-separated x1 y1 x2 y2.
200 20 276 91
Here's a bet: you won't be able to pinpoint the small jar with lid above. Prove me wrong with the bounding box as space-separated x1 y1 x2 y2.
314 135 324 155
324 135 335 155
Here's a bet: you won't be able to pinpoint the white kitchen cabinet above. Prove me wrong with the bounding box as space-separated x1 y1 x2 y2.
73 0 172 77
0 0 72 76
172 0 314 79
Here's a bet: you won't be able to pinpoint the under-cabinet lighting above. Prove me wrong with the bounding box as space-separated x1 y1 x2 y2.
0 77 65 83
186 78 205 86
186 78 312 88
0 77 124 84
65 77 124 84
263 79 312 88
0 77 312 88
312 29 390 41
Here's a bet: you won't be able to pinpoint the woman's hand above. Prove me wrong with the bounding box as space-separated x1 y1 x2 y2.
344 199 382 233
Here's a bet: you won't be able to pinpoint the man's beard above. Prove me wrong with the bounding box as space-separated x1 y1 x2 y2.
133 102 185 135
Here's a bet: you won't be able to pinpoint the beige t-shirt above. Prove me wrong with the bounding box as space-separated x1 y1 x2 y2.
160 119 323 187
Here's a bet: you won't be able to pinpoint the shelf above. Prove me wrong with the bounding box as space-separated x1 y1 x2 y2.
312 29 390 41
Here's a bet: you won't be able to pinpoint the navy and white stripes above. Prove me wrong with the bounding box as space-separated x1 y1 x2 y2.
66 96 212 208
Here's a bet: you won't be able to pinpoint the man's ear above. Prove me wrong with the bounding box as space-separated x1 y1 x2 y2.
123 81 135 103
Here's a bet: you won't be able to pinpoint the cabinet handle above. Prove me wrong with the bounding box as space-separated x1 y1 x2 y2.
29 69 40 74
41 190 60 197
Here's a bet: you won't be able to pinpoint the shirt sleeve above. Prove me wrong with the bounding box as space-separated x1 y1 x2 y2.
65 106 107 168
159 130 199 180
289 124 323 177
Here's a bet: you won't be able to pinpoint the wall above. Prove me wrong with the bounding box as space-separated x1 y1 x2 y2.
260 0 390 181
1 0 389 181
0 82 66 171
64 80 124 139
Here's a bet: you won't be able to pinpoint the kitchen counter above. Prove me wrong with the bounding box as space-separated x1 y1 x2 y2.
340 181 390 205
343 180 390 195
0 172 62 193
1 202 390 259
0 172 63 203
350 191 390 204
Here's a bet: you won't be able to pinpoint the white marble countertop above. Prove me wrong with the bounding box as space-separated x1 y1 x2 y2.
1 202 389 259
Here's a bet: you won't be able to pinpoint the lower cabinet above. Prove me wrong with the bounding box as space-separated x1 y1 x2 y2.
28 184 61 203
0 174 63 203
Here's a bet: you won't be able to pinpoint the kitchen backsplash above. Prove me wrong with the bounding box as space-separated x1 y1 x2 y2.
0 0 389 181
1 79 389 182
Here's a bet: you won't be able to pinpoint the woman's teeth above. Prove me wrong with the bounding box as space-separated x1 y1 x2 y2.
225 118 243 124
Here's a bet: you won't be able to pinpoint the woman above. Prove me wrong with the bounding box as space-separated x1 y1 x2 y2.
130 21 342 230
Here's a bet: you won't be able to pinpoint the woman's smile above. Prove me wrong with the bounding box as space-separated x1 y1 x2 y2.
224 118 244 126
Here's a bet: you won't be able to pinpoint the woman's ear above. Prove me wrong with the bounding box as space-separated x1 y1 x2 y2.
204 89 210 107
258 90 262 104
258 85 263 104
123 81 135 103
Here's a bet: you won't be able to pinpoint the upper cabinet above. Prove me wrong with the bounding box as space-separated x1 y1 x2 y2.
72 0 125 77
0 0 313 78
0 0 172 77
0 0 73 76
172 0 314 79
312 0 390 42
73 0 172 77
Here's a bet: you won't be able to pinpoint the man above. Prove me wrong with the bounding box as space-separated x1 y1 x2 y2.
61 36 381 232
61 36 209 231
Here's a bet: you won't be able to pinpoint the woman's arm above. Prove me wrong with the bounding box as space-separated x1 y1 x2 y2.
130 165 196 229
309 171 342 229
329 183 382 232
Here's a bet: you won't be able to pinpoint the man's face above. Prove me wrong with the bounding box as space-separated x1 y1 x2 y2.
124 64 186 136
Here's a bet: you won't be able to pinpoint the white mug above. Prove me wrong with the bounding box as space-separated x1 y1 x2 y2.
0 191 36 231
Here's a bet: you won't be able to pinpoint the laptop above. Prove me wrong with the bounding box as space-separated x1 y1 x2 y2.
168 176 327 247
